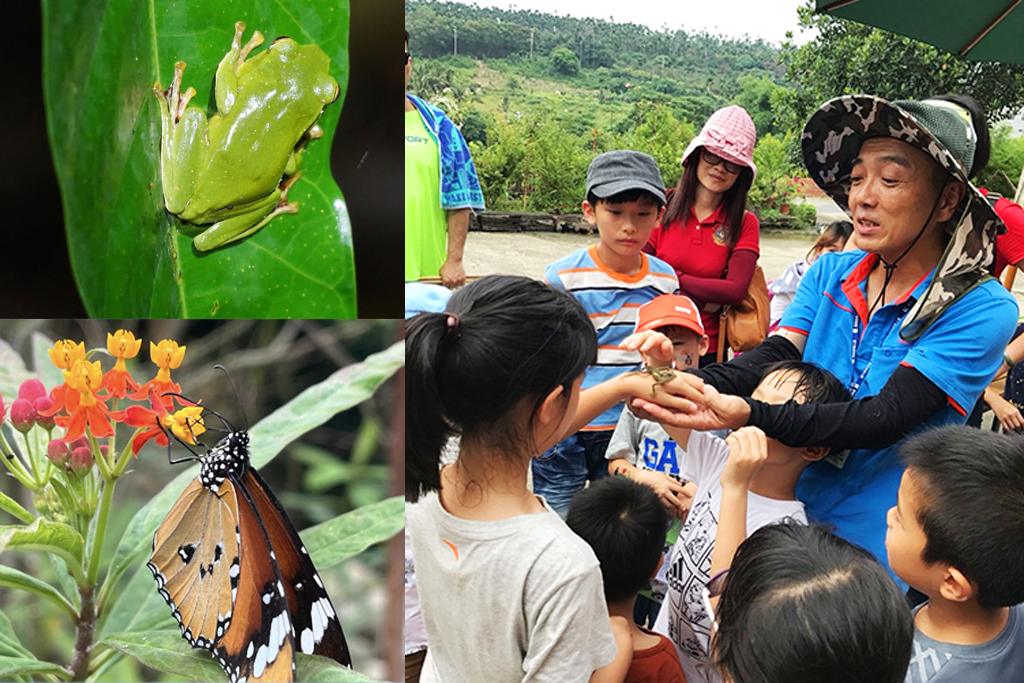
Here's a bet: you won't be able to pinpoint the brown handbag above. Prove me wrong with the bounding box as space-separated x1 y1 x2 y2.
718 265 770 361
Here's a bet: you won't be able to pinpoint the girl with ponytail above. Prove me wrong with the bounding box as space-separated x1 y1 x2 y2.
406 275 691 683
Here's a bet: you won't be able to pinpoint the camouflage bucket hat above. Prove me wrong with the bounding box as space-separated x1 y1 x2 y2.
801 95 1003 342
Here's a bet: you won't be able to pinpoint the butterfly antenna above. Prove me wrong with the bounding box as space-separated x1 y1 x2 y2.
162 390 237 433
215 364 249 431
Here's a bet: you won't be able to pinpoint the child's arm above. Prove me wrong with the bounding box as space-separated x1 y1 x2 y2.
608 458 694 518
567 372 703 435
708 427 768 602
587 615 633 683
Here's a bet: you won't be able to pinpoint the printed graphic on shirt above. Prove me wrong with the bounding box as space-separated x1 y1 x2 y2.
712 223 729 246
664 488 717 679
406 134 432 145
905 639 953 682
640 437 683 475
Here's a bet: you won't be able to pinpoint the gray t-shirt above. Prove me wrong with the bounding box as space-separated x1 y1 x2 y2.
605 408 696 481
407 491 618 683
905 603 1024 683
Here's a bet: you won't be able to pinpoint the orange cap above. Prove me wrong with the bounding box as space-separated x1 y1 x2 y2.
635 294 705 336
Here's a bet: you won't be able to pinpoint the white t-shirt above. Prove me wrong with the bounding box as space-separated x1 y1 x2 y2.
405 511 428 655
407 491 618 683
653 430 808 683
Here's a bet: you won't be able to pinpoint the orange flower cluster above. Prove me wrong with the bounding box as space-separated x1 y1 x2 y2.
40 333 205 454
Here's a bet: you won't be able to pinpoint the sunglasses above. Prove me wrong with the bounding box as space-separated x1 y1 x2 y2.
405 51 411 65
701 149 743 175
700 568 730 636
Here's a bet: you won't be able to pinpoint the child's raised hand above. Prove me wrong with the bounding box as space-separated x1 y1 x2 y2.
632 469 695 518
722 426 768 491
620 330 675 366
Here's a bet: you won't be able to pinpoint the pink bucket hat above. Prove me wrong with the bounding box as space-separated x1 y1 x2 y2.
681 105 757 180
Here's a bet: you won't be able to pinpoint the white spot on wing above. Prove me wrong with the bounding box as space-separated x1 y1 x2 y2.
252 644 268 679
301 628 314 654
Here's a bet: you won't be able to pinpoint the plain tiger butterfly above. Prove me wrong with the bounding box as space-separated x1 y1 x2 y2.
146 376 351 682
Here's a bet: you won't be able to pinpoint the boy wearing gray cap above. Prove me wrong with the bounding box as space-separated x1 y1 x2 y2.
534 150 679 516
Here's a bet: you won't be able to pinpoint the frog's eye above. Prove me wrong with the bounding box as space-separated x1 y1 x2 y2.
269 36 294 49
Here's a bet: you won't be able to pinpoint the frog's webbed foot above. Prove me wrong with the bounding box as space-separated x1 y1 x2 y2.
153 62 196 123
236 23 264 68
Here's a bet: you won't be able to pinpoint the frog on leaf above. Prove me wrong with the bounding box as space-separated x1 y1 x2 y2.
153 22 340 252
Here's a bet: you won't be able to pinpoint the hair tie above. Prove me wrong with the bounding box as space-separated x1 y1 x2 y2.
444 312 461 339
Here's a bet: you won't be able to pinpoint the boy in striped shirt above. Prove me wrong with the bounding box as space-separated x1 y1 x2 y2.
535 150 679 516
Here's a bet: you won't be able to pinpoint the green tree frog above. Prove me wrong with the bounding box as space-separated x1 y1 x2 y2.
154 22 340 252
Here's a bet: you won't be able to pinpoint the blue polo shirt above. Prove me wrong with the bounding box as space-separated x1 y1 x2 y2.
779 250 1017 570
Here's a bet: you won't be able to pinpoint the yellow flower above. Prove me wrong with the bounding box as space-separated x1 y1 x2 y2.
48 340 86 371
107 330 142 360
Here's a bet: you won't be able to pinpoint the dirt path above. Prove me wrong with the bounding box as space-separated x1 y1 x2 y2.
464 229 824 283
462 228 1024 310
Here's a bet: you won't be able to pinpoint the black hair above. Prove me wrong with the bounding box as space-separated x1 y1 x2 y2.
901 425 1024 608
661 147 753 248
565 476 669 602
761 360 851 406
586 187 665 211
931 93 990 179
405 275 598 502
714 523 913 683
807 220 853 262
405 29 409 45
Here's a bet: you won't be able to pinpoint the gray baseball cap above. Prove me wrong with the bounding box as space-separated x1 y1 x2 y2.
586 150 666 204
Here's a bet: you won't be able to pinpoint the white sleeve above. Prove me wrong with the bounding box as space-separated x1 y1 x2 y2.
605 410 639 465
684 431 731 489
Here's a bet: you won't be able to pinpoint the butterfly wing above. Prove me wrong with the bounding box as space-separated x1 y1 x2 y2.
243 469 351 666
148 477 241 651
213 475 296 683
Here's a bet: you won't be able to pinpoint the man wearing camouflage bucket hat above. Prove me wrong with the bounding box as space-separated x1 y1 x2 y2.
622 95 1018 577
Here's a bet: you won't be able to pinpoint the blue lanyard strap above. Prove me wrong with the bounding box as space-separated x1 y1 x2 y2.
849 303 912 397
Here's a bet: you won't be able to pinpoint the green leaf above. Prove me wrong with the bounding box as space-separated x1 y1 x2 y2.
300 496 404 568
100 341 404 619
0 609 34 659
0 656 69 679
0 565 78 623
0 340 32 401
31 332 63 394
42 2 354 317
98 559 177 640
0 492 35 525
0 519 86 584
101 631 375 682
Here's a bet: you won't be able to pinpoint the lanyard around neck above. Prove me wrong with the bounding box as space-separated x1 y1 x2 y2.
848 302 912 397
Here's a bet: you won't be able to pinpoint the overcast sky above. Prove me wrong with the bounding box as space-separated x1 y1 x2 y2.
444 0 812 45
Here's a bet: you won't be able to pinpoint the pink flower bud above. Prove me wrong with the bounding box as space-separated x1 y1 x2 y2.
70 447 94 475
34 396 56 429
99 445 109 458
10 398 38 433
65 436 89 451
18 379 46 403
47 439 70 466
0 392 5 422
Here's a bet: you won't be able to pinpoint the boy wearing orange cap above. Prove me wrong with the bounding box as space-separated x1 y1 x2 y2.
606 294 707 629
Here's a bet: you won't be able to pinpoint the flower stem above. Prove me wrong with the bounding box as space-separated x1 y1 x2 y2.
86 478 115 587
68 584 96 681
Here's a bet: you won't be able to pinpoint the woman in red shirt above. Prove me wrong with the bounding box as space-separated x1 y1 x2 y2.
644 105 759 365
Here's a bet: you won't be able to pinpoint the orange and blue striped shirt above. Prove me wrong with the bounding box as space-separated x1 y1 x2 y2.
545 244 679 430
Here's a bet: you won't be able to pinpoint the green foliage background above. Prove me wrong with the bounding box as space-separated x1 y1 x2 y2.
406 0 1024 224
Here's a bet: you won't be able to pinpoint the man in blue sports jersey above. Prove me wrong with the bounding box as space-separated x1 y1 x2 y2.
535 150 679 516
624 96 1018 578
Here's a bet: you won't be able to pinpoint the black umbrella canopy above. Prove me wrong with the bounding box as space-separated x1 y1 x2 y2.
817 0 1024 63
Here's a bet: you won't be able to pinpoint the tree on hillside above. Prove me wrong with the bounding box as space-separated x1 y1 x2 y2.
550 46 581 77
777 2 1024 134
